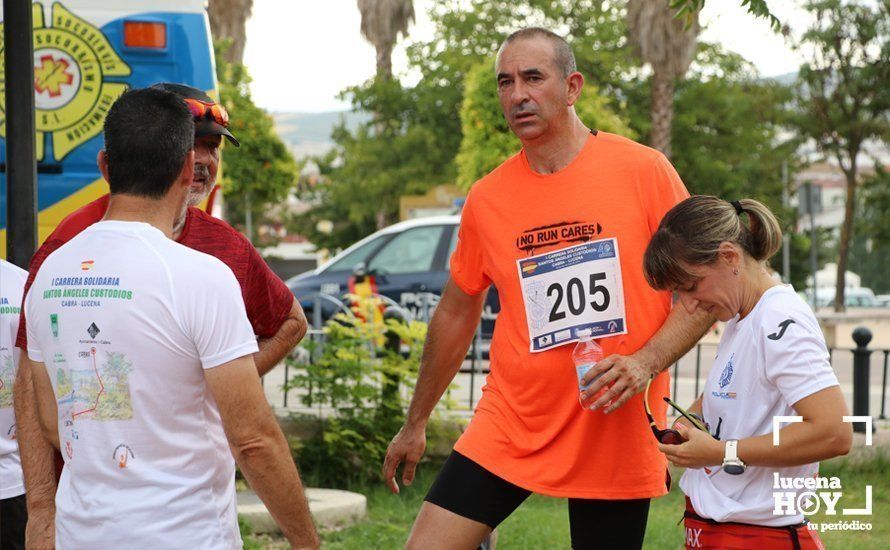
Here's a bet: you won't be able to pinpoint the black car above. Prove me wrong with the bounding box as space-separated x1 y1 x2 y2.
287 215 499 337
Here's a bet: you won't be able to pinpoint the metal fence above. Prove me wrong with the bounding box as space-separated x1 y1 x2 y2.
267 293 890 422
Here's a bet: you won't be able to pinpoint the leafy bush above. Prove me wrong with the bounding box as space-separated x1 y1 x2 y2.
286 305 427 488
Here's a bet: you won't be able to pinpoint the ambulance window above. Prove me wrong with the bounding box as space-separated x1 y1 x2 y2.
368 226 445 274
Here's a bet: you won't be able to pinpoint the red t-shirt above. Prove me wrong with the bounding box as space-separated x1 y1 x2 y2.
15 195 292 349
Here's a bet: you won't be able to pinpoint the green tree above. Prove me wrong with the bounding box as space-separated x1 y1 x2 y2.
292 79 444 251
455 58 634 188
404 0 633 180
627 0 700 158
849 167 890 294
668 48 796 205
215 41 299 244
295 0 634 251
791 0 890 311
207 0 254 64
670 0 780 30
357 0 415 80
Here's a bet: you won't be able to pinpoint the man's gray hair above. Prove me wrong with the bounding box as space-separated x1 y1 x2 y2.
497 27 577 77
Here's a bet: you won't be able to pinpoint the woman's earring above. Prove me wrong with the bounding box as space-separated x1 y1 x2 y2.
733 267 739 276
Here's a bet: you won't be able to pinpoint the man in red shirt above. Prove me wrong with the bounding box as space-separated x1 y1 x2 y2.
12 83 306 546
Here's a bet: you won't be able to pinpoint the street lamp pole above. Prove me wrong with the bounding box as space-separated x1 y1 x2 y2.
3 0 38 267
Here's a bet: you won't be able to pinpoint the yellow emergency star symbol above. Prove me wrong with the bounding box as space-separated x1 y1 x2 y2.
34 55 74 98
0 2 131 161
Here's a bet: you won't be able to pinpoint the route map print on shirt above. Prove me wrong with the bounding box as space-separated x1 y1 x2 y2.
0 355 14 409
56 349 133 421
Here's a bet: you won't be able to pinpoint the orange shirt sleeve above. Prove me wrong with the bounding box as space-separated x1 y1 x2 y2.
449 194 491 295
644 153 689 234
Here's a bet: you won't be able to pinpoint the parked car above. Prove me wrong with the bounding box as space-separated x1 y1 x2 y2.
876 295 890 308
287 215 500 337
813 287 879 308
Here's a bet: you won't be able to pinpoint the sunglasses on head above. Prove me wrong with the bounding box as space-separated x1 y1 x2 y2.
644 378 709 445
183 98 229 127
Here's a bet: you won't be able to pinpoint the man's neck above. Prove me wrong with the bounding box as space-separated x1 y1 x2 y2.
172 210 188 240
102 194 180 239
522 117 590 174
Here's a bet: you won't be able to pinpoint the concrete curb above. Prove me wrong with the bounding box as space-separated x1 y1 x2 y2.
237 488 367 534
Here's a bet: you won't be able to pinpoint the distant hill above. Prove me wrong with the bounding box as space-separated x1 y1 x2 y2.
764 71 798 86
271 110 369 159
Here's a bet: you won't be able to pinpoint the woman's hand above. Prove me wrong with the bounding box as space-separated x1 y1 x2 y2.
657 423 724 469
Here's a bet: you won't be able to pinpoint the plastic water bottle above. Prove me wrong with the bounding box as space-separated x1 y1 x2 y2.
573 329 608 409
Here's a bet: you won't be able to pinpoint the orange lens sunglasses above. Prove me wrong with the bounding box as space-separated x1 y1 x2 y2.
183 98 229 127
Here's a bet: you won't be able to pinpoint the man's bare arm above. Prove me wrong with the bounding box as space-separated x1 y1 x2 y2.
205 355 319 549
254 298 307 376
13 353 58 548
382 278 487 493
638 304 714 373
581 304 713 412
28 357 60 450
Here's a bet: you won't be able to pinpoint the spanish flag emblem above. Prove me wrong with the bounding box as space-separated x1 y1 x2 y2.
81 260 94 271
521 261 538 275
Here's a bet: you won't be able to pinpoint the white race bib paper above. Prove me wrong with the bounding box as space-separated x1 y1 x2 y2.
517 238 627 352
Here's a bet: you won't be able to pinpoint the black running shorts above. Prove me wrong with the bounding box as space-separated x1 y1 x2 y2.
425 451 652 549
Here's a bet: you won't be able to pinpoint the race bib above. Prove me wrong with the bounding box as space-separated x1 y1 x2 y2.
517 238 627 352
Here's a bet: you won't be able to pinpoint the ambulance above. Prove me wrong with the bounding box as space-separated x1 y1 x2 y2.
0 0 218 256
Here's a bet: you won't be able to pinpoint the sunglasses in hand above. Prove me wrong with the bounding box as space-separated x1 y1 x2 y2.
644 377 709 445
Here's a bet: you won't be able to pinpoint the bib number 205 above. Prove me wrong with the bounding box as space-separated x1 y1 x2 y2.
547 273 610 322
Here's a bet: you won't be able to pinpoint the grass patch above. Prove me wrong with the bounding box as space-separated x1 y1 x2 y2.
319 461 684 549
242 453 888 548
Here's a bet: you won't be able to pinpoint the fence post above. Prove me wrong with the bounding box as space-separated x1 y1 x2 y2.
851 327 873 434
880 350 888 420
469 323 482 409
381 307 406 407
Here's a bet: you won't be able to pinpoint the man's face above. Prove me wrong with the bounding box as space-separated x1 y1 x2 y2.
188 134 221 207
496 37 569 142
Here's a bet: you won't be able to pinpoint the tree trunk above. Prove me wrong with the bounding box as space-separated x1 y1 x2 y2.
650 69 674 159
207 0 254 64
376 46 393 80
834 161 858 313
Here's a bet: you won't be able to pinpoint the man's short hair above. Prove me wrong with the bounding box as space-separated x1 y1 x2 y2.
103 88 194 199
498 27 577 77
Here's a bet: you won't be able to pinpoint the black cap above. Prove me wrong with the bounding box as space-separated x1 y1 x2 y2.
148 82 239 147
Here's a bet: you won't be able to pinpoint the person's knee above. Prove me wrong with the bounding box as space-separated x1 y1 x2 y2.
405 502 492 550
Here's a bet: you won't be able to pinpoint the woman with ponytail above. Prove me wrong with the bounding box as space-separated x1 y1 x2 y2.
643 196 851 549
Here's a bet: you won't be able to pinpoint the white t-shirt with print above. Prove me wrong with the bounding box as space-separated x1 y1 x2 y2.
680 285 840 527
0 259 27 499
25 221 259 549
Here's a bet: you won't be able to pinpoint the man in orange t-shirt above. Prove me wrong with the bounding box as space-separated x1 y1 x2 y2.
383 28 713 549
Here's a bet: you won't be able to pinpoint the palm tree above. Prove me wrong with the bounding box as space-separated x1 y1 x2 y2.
208 0 254 64
627 0 700 159
357 0 415 80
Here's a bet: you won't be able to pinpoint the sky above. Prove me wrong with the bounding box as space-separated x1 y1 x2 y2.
242 0 811 114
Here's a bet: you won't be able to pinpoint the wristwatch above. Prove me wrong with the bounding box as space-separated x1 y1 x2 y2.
722 440 746 475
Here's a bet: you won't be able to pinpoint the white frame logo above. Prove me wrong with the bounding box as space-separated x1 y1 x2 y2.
771 416 873 532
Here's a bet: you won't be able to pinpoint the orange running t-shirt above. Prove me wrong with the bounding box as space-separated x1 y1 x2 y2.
450 131 688 499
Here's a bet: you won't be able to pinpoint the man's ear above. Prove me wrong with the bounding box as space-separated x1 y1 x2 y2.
178 150 195 190
97 150 110 183
566 71 584 107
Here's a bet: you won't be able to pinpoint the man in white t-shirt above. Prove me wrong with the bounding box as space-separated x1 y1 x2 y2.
25 88 319 549
1 259 28 549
